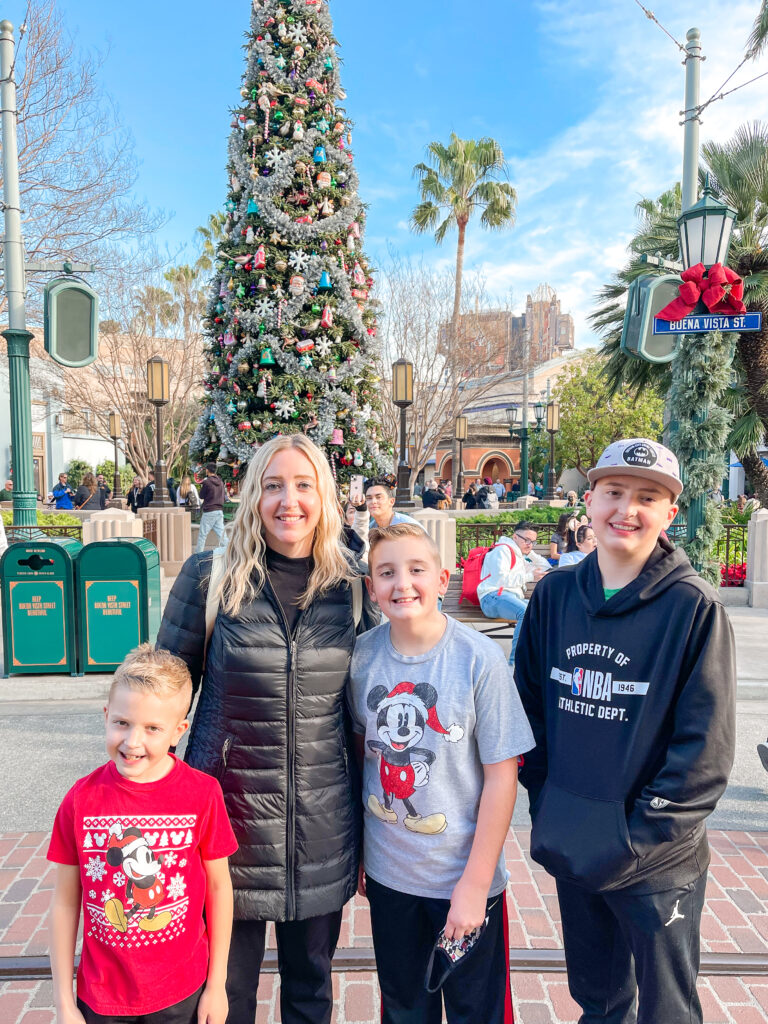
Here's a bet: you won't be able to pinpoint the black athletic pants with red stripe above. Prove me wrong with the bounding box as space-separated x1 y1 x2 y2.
366 876 514 1024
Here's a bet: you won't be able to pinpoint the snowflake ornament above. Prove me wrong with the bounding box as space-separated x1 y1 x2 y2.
265 146 285 168
168 874 187 900
253 298 274 320
85 857 106 882
289 250 309 272
315 336 333 357
275 398 295 420
360 403 373 421
286 23 308 45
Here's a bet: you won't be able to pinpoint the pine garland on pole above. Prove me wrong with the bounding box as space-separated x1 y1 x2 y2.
191 0 391 483
668 329 735 582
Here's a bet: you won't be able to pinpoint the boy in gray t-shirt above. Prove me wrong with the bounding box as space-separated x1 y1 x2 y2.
349 524 534 1024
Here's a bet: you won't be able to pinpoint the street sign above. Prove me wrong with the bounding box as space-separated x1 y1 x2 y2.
653 312 762 334
620 274 682 363
44 276 99 367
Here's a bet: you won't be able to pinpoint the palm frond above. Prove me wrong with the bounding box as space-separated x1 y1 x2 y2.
746 1 768 59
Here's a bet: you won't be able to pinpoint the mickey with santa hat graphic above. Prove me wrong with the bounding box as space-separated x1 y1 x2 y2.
366 681 464 835
103 822 172 933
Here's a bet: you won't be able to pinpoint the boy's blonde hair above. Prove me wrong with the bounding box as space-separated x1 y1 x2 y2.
368 523 441 568
110 644 192 710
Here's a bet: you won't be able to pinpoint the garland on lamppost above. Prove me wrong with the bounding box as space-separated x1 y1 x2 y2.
190 0 392 484
668 328 734 583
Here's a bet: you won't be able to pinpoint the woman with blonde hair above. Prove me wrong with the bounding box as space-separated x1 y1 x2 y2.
175 473 199 509
157 434 377 1024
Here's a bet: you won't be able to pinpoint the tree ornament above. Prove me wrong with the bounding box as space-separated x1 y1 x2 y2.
289 274 305 296
313 144 327 164
289 250 309 271
299 354 313 370
246 226 256 244
254 244 266 269
331 427 344 445
275 398 295 420
227 276 235 290
257 275 268 290
247 198 259 214
353 449 364 467
293 120 305 141
317 170 331 189
353 261 365 285
317 270 333 292
321 304 334 328
296 339 315 353
259 347 276 366
340 450 353 466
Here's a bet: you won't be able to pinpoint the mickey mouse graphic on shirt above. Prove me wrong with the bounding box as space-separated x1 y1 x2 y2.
366 681 464 835
103 822 172 933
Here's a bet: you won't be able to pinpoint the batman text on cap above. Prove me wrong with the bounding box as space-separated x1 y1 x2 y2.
622 442 657 469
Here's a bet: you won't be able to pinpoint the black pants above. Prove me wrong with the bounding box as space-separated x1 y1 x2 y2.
226 911 342 1024
556 871 707 1024
77 985 203 1024
367 876 514 1024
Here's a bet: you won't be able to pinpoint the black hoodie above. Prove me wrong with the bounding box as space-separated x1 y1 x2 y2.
515 539 736 893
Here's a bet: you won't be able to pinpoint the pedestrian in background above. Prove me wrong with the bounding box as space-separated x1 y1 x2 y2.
142 471 155 508
50 473 74 510
96 473 112 509
74 472 101 511
177 474 200 510
127 477 144 514
195 463 228 553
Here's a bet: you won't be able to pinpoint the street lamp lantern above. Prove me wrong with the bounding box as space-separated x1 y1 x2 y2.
391 358 414 407
505 405 519 429
108 412 122 499
533 400 545 427
391 359 415 507
546 400 560 434
147 356 170 405
454 414 468 498
146 356 173 508
545 401 560 501
677 176 737 271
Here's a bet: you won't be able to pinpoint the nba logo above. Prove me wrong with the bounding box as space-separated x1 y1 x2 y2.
571 668 584 696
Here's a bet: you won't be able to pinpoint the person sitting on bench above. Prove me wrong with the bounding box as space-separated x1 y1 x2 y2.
476 523 548 668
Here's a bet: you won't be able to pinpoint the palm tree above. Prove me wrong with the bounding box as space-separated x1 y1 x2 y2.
747 3 768 58
411 134 517 330
591 123 768 502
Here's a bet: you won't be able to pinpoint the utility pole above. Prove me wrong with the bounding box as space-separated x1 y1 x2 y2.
680 27 706 550
1 20 36 527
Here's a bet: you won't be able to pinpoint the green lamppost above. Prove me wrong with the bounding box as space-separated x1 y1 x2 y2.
676 177 737 546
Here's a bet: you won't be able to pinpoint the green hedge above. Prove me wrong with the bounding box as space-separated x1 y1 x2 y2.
460 505 584 525
1 511 81 527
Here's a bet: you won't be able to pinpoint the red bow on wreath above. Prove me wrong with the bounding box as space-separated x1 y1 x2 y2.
656 262 746 321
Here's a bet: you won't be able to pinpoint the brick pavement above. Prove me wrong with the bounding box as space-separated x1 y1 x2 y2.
2 829 767 1023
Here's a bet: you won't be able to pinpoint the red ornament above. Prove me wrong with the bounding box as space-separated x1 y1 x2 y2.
656 262 746 321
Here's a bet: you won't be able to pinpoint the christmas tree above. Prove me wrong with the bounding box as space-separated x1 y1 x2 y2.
190 0 390 484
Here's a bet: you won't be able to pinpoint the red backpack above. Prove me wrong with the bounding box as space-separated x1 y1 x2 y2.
459 542 515 606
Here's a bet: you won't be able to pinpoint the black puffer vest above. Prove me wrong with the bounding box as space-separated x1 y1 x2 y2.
157 551 373 922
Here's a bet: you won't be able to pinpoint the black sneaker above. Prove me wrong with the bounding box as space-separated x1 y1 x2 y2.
758 742 768 773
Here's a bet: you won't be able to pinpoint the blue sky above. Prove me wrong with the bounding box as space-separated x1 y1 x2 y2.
9 0 768 343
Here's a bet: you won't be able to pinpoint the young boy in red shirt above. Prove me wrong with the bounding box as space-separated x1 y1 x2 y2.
48 645 238 1024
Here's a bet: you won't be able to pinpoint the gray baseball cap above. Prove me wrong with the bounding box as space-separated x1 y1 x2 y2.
587 439 683 499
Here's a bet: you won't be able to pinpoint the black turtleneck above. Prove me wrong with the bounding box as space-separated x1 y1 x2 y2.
265 546 314 633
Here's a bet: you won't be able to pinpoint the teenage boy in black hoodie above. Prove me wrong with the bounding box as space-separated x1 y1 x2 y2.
515 438 736 1024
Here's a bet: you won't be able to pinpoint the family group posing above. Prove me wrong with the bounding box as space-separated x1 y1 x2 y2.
48 434 736 1024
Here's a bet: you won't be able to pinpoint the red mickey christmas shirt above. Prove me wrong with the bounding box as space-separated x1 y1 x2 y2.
47 755 237 1016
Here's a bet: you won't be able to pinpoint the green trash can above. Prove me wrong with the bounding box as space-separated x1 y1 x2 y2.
75 538 161 673
1 538 82 677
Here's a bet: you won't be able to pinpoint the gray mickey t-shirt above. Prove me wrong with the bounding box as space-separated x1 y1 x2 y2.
349 616 535 899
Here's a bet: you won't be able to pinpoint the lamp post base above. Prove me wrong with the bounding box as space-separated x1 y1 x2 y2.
395 463 415 508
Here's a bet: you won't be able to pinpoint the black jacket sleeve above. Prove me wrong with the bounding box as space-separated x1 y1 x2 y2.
627 598 736 853
156 553 212 695
513 584 546 812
